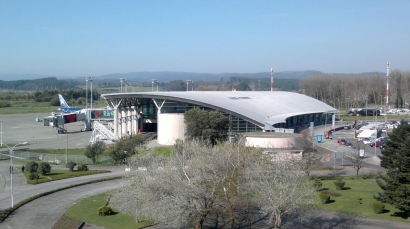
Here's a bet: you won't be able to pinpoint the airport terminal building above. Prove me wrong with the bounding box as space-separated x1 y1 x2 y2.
101 91 337 146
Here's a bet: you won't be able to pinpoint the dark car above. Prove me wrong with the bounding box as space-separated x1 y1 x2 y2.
344 142 355 148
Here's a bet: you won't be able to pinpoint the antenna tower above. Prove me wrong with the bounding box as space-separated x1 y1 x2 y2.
386 62 390 111
270 68 274 92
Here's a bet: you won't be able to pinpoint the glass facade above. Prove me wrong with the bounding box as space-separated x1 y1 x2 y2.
140 98 330 133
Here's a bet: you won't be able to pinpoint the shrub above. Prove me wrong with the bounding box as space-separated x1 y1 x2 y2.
0 100 11 108
372 201 385 214
313 179 323 191
319 194 330 204
97 205 113 216
37 162 51 175
77 164 88 171
333 177 345 190
25 161 39 173
66 162 77 172
320 190 341 197
29 172 40 180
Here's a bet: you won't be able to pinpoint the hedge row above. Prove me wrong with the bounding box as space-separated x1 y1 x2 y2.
0 176 122 223
26 170 110 185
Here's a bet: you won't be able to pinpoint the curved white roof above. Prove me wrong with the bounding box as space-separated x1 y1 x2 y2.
102 91 337 127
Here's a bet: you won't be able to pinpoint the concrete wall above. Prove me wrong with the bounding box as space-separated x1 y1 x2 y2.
158 113 185 145
245 137 297 148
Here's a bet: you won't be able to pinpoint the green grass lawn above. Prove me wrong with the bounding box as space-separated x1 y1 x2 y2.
29 148 87 155
338 115 409 122
318 178 410 223
65 193 152 229
18 168 110 184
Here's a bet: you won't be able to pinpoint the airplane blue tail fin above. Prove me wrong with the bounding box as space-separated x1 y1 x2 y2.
58 94 70 109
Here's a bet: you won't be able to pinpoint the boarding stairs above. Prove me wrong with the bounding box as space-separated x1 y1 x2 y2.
90 121 119 144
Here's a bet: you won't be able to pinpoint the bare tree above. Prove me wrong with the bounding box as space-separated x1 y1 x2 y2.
298 129 317 179
110 141 262 229
244 156 316 229
110 140 316 229
348 141 365 176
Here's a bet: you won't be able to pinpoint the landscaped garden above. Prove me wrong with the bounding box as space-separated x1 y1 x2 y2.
17 161 110 184
315 176 409 223
64 193 151 229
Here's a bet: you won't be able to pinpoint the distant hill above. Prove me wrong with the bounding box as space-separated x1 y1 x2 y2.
0 74 76 81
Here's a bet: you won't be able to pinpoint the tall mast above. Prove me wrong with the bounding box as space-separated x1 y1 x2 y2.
270 68 274 92
386 62 390 110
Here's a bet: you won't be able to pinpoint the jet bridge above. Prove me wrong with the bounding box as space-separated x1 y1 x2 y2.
43 108 114 133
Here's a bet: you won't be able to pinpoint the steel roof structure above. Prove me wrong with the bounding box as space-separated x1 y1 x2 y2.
102 91 337 129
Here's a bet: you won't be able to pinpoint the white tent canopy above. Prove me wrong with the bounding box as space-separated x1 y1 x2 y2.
357 129 377 139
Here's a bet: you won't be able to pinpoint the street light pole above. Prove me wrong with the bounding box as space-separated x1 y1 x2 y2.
151 79 158 92
336 98 341 126
186 80 193 91
4 142 28 208
365 97 368 122
66 125 68 164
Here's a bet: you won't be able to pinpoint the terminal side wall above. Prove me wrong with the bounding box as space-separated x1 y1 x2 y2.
158 113 185 145
245 137 297 148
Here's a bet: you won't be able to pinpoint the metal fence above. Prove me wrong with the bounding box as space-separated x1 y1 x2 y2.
7 151 113 165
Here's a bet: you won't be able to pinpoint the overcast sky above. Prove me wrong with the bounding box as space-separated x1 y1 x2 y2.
0 0 408 76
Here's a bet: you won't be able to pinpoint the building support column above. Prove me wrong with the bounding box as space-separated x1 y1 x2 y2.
127 107 132 135
121 109 126 137
114 107 119 137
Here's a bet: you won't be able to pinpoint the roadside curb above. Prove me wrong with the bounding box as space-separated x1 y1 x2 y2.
0 176 122 223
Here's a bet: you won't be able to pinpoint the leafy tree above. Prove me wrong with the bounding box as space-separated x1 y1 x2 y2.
375 120 410 219
37 162 51 175
105 135 144 164
66 161 77 171
236 82 251 91
25 161 39 173
85 141 105 164
163 80 185 91
49 97 60 106
184 108 229 145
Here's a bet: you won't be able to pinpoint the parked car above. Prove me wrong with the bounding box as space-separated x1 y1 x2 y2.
362 138 374 145
344 142 355 148
370 140 384 147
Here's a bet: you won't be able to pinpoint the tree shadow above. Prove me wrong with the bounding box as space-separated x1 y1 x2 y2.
381 209 390 214
283 207 363 229
390 211 408 219
342 187 351 190
327 200 336 204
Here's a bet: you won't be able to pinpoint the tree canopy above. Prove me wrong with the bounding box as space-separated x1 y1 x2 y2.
184 108 229 145
376 120 410 218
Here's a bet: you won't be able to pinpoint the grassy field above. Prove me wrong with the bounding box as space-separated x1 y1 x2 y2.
17 168 110 184
65 193 151 229
318 178 410 223
29 148 87 155
0 99 108 115
338 114 410 122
